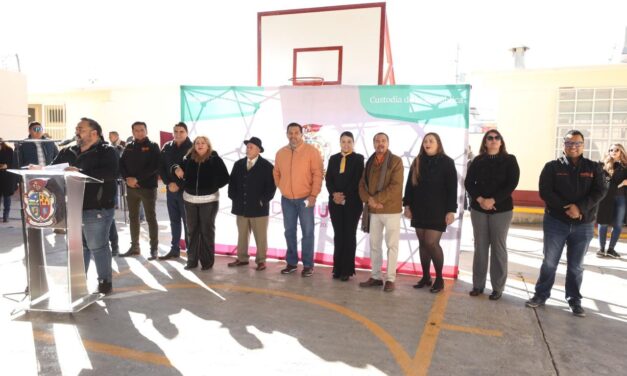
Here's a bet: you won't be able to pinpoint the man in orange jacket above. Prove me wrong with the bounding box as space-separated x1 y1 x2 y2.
273 122 323 277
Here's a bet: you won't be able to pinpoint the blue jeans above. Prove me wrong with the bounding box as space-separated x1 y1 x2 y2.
82 208 114 282
109 218 118 249
281 196 315 268
534 214 593 303
598 195 626 250
166 190 187 254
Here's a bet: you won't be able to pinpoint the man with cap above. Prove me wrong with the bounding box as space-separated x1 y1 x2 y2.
227 136 276 270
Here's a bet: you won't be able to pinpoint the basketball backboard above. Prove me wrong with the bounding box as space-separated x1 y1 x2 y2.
258 2 394 86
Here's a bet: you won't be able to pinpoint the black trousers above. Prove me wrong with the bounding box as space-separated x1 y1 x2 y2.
184 201 219 268
329 201 363 277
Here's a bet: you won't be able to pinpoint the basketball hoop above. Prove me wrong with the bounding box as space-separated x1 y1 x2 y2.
289 77 325 86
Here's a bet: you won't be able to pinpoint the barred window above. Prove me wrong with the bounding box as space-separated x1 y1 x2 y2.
556 88 627 161
43 105 66 140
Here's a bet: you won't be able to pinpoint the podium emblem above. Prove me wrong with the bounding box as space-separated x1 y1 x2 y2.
24 178 57 227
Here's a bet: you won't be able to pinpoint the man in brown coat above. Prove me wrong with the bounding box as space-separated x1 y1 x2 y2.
358 133 404 292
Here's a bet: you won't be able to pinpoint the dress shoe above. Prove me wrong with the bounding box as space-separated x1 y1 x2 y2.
256 263 266 271
489 291 502 300
228 260 249 267
332 273 340 279
119 247 140 257
159 250 180 260
359 278 384 288
201 265 212 270
430 278 444 293
469 288 484 297
147 254 158 261
184 264 198 270
413 277 432 289
340 275 350 282
525 295 546 308
383 281 395 292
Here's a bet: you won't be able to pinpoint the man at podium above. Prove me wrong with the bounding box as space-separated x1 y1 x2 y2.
52 118 119 294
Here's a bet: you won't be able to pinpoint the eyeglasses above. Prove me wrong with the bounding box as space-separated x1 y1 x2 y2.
486 135 501 141
609 148 620 153
564 141 584 148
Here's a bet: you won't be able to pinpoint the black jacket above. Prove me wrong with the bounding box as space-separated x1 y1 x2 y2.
228 156 276 217
539 155 607 224
0 145 17 196
16 136 59 167
119 137 160 189
160 138 192 188
179 151 229 196
403 154 458 228
325 152 364 208
596 162 627 224
52 141 119 210
464 154 520 214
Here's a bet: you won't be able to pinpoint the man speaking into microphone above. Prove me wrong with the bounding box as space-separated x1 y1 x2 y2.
52 118 119 294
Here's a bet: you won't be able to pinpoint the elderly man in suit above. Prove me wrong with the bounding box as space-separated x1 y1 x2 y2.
227 137 277 271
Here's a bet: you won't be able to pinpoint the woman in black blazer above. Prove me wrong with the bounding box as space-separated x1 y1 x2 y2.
326 131 364 281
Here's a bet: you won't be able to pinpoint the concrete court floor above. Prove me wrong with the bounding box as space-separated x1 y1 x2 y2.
0 192 626 376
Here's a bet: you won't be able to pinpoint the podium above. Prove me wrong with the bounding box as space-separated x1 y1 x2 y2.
9 168 103 313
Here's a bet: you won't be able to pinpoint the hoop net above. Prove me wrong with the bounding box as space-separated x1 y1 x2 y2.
289 77 325 86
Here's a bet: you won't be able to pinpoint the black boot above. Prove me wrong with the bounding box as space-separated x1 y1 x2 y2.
430 278 444 293
98 280 113 294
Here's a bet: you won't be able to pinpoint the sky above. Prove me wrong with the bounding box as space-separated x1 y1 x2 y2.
1 0 626 92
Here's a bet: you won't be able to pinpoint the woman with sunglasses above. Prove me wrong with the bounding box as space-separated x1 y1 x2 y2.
464 130 519 300
596 144 627 258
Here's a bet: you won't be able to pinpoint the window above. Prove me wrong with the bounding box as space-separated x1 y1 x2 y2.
556 88 627 161
44 105 66 140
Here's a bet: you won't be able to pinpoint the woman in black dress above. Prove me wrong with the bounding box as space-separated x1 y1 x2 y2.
326 131 364 281
403 132 457 293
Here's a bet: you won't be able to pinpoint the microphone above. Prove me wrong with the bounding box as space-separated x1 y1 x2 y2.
58 136 77 146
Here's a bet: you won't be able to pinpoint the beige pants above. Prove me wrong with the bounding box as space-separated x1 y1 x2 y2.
369 213 401 282
236 215 269 263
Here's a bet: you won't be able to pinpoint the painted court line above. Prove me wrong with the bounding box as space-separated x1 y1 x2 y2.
30 282 503 375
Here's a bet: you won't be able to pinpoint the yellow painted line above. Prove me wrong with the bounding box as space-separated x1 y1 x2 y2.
29 281 505 375
513 207 544 214
440 323 502 337
179 283 416 375
33 330 172 367
411 282 451 376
